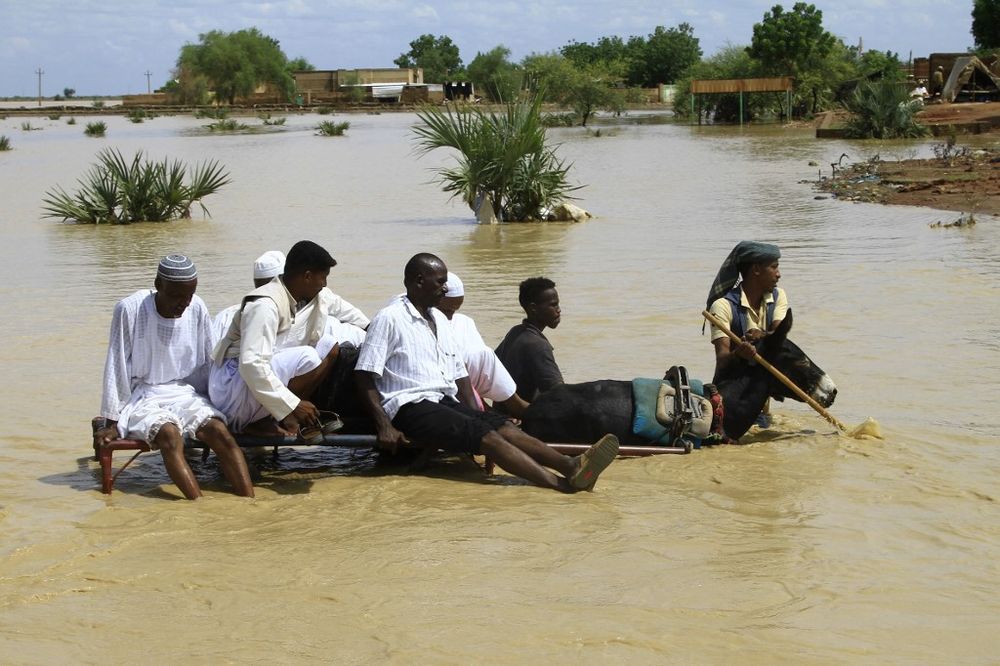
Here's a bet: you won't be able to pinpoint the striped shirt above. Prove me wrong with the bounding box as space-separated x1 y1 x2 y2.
356 295 468 419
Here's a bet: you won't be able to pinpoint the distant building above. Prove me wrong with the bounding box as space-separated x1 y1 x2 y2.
293 68 434 104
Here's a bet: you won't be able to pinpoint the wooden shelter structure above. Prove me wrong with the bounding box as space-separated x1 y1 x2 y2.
689 76 794 125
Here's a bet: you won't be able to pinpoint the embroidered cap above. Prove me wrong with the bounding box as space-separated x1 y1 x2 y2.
253 250 286 280
446 271 464 297
157 254 197 282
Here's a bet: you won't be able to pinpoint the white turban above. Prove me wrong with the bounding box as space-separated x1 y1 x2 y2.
253 251 286 280
446 271 464 297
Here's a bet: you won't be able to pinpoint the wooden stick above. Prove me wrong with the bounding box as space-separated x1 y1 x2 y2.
702 309 848 431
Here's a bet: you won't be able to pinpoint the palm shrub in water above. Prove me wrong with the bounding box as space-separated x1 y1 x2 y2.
316 120 349 136
42 148 230 224
412 95 579 221
0 135 11 151
84 121 107 137
844 81 929 139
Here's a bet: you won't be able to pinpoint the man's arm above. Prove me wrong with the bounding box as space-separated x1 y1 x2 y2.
533 342 564 393
238 299 312 425
96 299 134 447
354 370 409 452
455 375 479 411
325 290 370 330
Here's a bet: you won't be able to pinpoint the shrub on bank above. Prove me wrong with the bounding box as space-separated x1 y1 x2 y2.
843 81 928 139
42 148 230 224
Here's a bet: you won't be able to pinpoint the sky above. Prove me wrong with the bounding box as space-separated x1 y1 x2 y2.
0 0 978 96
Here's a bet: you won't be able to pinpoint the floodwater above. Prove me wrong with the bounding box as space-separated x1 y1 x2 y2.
1 110 998 664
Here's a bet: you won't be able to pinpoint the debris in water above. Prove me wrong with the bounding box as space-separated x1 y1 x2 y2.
929 212 976 228
848 417 883 440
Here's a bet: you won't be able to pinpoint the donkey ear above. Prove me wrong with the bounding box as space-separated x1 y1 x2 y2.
764 308 792 351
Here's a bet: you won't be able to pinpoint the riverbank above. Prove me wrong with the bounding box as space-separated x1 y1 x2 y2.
813 144 1000 216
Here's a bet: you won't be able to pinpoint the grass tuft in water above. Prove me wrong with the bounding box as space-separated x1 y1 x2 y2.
84 121 107 137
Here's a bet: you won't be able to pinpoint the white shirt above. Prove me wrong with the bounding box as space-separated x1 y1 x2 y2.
101 290 214 421
356 295 468 419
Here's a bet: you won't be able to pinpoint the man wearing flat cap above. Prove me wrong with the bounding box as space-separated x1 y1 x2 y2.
95 255 254 499
706 241 788 376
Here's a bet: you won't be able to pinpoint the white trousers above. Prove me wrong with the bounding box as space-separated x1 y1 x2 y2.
117 381 223 445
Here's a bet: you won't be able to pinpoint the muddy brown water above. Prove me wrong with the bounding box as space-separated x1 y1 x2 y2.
1 112 998 663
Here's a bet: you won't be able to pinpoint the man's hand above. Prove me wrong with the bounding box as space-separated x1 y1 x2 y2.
375 425 410 454
734 339 758 360
744 329 767 343
283 400 319 432
93 422 118 449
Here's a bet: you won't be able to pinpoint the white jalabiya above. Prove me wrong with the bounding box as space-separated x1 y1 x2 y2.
213 304 239 346
209 295 365 431
448 313 517 402
210 297 324 429
100 290 222 443
356 295 467 420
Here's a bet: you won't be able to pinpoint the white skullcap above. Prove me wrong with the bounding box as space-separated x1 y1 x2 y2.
157 254 197 282
446 271 464 297
253 250 286 280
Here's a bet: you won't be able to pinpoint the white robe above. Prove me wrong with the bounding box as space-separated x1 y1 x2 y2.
448 313 517 402
100 290 222 443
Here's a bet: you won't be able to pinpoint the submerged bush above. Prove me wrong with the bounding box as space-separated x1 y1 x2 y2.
316 120 349 136
20 121 37 131
66 117 77 125
42 148 230 224
127 108 152 123
0 135 11 151
47 113 61 121
843 81 929 139
194 107 229 119
413 96 580 222
207 118 248 131
84 121 107 137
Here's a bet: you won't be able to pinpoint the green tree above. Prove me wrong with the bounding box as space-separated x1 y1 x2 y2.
467 45 521 101
394 34 462 83
675 44 766 122
63 87 75 98
177 28 295 104
633 23 702 86
286 56 315 72
748 3 835 78
972 0 1000 49
855 49 905 81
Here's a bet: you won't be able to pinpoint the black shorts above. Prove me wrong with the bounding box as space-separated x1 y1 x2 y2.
392 398 510 455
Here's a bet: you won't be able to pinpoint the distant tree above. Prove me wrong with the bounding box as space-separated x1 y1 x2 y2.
561 36 628 69
675 44 766 122
748 3 835 78
972 0 1000 49
632 24 702 86
522 52 578 101
63 87 75 99
177 28 295 104
467 45 521 101
286 56 315 72
855 50 905 81
394 34 462 83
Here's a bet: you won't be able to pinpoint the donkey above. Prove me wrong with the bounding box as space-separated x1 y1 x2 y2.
518 310 837 444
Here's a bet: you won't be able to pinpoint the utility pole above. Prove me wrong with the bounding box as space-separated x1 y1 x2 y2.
36 67 44 106
144 70 152 94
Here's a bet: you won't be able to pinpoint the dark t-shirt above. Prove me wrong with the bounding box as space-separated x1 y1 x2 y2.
495 320 564 401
